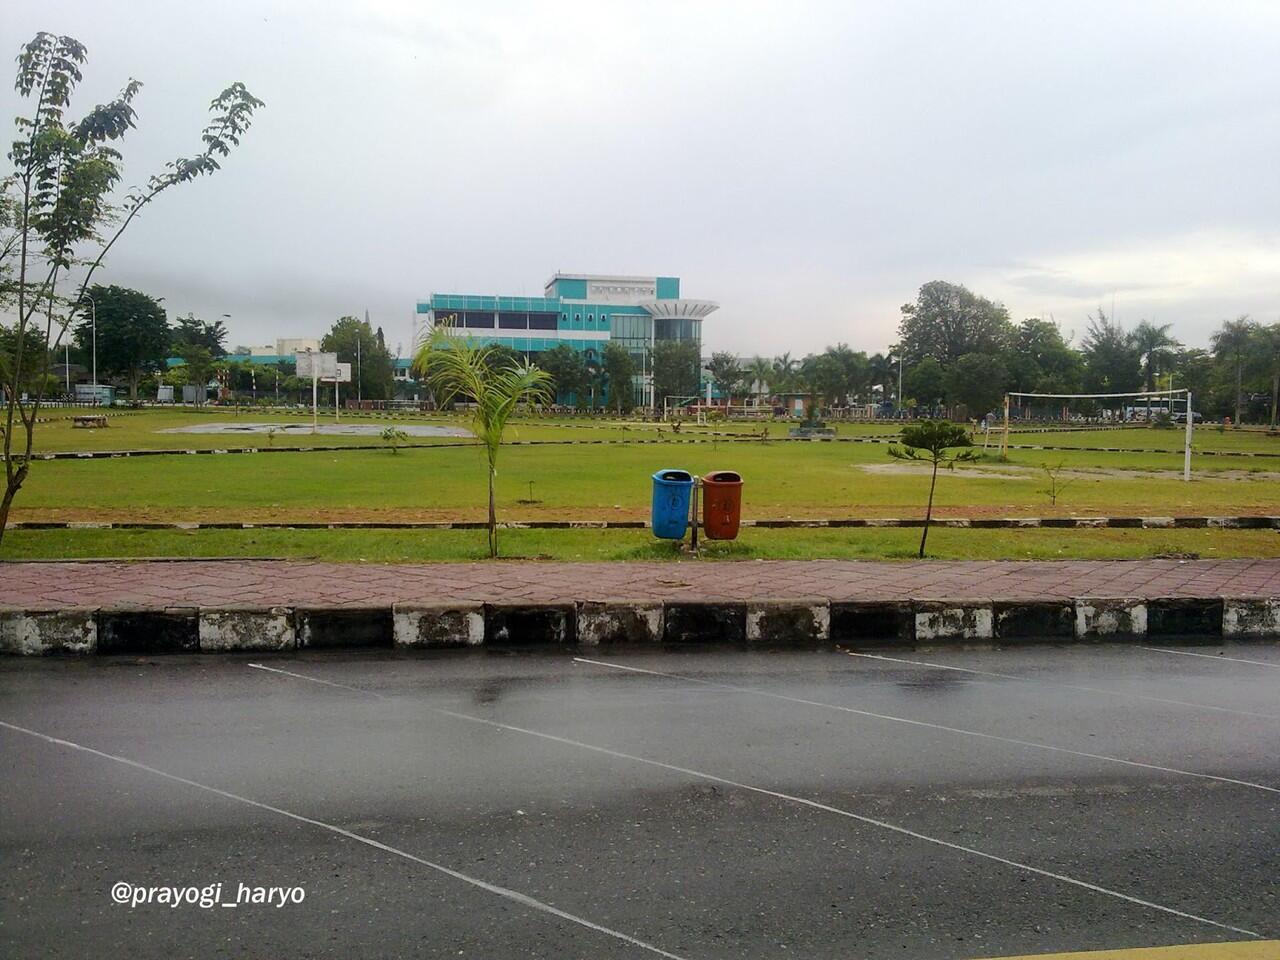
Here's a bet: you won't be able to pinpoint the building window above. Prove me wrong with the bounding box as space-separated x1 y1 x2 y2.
462 311 494 329
529 312 558 330
498 312 527 330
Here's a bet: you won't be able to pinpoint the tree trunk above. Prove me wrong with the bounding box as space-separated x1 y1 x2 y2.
487 468 497 559
130 369 140 401
919 457 939 558
1235 361 1243 425
0 471 25 548
1271 373 1278 429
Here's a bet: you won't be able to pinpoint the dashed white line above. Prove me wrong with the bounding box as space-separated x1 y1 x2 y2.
248 662 1261 939
1140 647 1280 669
0 717 687 960
841 650 1280 720
573 658 1280 796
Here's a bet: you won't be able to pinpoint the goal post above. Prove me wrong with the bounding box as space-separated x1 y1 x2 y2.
1001 389 1194 482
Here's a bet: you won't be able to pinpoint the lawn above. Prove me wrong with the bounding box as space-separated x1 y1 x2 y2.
3 526 1277 563
4 409 1276 562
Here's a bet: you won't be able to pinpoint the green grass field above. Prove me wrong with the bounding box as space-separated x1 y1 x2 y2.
4 409 1277 562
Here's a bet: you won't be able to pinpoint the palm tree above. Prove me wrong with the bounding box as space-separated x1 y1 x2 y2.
749 356 772 407
771 353 798 394
1132 320 1179 392
1211 316 1257 425
414 325 553 557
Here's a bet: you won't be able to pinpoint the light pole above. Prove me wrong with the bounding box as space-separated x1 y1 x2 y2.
83 293 98 404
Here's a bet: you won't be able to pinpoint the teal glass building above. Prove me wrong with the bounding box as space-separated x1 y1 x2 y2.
415 273 718 407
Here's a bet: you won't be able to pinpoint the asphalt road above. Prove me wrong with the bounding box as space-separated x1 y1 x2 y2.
1 643 1278 959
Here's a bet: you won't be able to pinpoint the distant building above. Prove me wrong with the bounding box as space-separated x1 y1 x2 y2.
416 273 718 407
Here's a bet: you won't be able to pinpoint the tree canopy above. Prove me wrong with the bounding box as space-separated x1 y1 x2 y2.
73 285 169 399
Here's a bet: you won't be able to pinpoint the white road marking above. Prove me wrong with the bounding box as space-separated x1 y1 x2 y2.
1140 647 1280 669
248 662 389 697
0 717 687 960
841 650 1280 720
248 662 1261 939
574 658 1280 796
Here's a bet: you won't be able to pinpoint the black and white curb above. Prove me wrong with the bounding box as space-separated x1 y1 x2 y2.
3 596 1276 655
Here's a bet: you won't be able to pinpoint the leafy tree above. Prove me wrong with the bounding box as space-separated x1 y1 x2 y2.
72 284 169 399
1007 318 1082 394
1080 309 1140 405
770 352 799 394
1131 320 1180 393
652 339 701 408
888 420 978 558
868 352 896 406
899 281 1015 367
172 314 228 356
178 344 214 402
706 351 743 405
944 353 1007 418
904 356 945 408
535 343 587 405
601 341 636 413
414 327 553 558
321 315 395 401
0 32 262 545
1254 323 1280 429
1211 315 1257 424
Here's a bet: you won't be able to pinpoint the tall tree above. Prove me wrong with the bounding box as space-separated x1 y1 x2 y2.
321 315 395 401
1131 320 1180 392
770 352 799 394
944 353 1007 417
1256 323 1280 429
601 341 636 413
172 314 228 357
748 356 772 406
72 285 169 399
652 339 701 408
899 281 1015 367
1080 309 1140 403
0 32 263 544
534 343 587 406
1211 315 1257 425
706 351 742 405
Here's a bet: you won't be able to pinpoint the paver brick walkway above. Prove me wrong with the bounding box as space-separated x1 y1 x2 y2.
2 559 1278 609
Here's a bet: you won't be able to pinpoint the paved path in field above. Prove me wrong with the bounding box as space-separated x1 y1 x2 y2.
2 558 1278 608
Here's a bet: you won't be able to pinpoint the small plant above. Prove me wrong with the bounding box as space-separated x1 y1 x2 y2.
888 420 978 558
265 425 277 447
1152 411 1174 429
516 480 541 505
1039 460 1074 507
381 426 408 454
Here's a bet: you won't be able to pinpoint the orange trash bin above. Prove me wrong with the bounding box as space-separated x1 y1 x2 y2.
701 470 743 540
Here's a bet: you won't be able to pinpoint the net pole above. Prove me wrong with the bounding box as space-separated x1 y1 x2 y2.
1184 390 1193 482
1001 394 1010 459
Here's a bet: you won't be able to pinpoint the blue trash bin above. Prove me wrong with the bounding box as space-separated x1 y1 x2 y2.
651 468 694 540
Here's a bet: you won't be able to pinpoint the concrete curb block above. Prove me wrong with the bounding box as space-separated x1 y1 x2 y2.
915 600 994 642
664 602 747 644
830 601 915 648
199 607 295 652
484 602 576 646
0 608 97 655
296 606 393 649
97 607 200 655
993 600 1074 641
577 600 664 646
1223 598 1280 638
746 599 830 645
1147 598 1223 641
1075 598 1147 641
393 602 485 648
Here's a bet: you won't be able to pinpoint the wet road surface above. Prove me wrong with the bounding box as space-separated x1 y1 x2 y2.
2 644 1278 958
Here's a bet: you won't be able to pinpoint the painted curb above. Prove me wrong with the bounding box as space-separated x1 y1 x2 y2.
2 596 1277 655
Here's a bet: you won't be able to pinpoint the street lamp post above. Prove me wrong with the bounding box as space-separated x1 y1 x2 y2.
83 294 98 404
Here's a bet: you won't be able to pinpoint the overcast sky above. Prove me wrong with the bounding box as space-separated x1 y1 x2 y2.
6 0 1278 356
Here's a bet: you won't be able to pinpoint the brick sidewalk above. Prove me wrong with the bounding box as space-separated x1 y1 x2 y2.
2 558 1278 609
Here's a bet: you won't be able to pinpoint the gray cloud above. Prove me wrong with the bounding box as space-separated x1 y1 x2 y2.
6 0 1278 356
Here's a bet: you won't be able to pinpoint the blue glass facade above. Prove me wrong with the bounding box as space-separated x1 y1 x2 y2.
415 274 715 407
